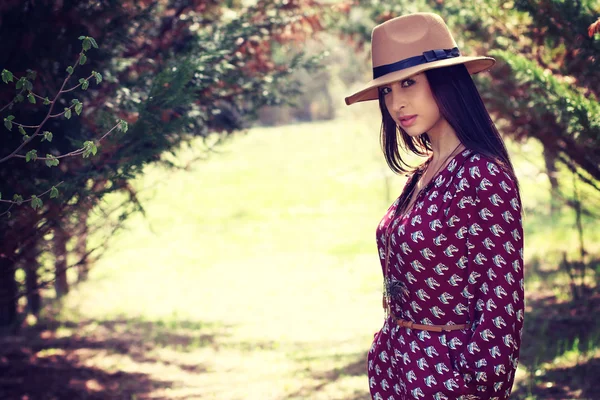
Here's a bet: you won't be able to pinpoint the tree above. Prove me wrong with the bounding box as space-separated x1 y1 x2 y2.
0 0 328 330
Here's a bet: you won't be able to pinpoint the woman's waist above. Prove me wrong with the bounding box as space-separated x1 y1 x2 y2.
385 296 472 326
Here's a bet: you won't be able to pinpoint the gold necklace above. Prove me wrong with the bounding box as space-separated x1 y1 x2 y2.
382 142 465 319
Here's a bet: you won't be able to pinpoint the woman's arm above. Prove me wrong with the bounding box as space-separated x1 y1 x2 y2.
459 156 525 398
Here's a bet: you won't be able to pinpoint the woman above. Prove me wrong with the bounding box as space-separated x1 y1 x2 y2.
345 13 525 400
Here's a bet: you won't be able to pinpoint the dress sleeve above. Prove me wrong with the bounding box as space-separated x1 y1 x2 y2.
458 157 525 396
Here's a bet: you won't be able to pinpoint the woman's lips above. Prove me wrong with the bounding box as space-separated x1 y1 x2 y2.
399 115 417 128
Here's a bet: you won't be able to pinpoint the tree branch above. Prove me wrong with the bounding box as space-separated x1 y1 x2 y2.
0 53 83 164
61 73 94 93
0 182 64 217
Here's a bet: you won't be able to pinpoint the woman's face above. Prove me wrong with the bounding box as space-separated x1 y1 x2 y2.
380 72 444 137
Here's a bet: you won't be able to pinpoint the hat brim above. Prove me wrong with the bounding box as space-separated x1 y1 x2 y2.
344 56 495 106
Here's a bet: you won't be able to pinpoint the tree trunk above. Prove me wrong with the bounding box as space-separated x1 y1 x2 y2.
53 225 69 298
22 241 41 316
0 254 18 329
76 212 89 282
543 145 560 215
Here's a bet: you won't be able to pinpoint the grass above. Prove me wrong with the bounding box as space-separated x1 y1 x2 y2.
13 106 600 399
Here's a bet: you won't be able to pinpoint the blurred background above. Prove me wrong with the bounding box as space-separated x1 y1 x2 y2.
0 0 599 399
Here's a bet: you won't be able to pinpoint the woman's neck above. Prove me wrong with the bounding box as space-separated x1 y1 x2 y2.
426 118 464 163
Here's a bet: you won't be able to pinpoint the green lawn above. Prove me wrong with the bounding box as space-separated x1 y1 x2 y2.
49 109 599 399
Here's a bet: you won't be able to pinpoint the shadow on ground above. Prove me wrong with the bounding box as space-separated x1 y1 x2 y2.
284 351 369 400
0 316 229 399
511 288 600 399
515 357 600 400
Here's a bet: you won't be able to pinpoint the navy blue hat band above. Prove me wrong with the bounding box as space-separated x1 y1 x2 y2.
372 47 461 79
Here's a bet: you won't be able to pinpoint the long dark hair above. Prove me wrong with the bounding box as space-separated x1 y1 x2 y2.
378 63 522 206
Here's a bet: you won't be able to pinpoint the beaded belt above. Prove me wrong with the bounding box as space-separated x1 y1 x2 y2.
383 296 470 332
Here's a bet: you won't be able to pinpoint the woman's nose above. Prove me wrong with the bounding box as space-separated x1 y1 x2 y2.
389 86 406 114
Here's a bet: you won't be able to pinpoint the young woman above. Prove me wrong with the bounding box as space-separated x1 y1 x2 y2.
345 13 525 400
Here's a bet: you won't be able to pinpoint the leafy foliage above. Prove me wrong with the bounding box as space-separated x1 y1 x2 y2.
0 0 328 327
490 49 600 142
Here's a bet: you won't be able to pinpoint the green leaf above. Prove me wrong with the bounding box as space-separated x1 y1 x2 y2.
24 80 32 91
43 131 53 142
75 102 83 115
27 93 36 104
16 78 24 90
25 149 37 162
78 35 86 40
13 194 23 205
15 94 24 103
18 125 26 135
92 71 102 84
4 116 14 131
66 66 74 75
89 37 99 49
80 54 87 65
82 38 91 51
50 186 59 199
82 80 89 90
26 69 37 80
45 154 59 167
43 97 51 105
31 195 43 210
1 69 13 84
22 135 30 142
64 108 72 119
0 192 2 200
118 119 129 133
82 141 97 158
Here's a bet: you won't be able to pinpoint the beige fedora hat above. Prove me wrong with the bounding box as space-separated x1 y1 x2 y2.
345 12 495 106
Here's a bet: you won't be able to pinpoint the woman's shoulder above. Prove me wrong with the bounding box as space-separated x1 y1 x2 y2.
460 150 515 186
455 150 520 213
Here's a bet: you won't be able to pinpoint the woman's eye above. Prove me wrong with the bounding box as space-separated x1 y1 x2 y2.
380 87 391 95
401 79 415 88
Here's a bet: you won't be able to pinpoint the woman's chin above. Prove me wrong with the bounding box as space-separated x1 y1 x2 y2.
396 123 426 137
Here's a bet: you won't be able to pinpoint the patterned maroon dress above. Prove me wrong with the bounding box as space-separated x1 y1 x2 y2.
368 148 524 400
